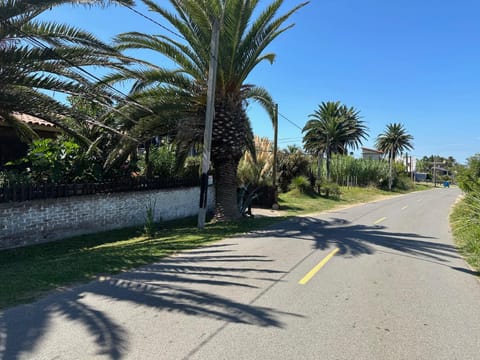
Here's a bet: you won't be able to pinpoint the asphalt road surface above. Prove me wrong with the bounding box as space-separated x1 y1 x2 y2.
1 187 479 359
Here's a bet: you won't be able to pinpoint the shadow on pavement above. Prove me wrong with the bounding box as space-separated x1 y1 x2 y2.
0 247 295 360
246 216 459 262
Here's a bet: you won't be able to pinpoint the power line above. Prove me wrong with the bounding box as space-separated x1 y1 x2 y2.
122 4 185 40
278 112 303 130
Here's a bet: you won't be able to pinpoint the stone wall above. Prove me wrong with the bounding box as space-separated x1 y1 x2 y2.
0 186 214 249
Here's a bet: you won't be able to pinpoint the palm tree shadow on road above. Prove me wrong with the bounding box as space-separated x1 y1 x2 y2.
0 245 301 360
246 216 460 263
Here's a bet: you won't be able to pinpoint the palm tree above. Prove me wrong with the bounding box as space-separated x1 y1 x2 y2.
0 0 134 141
109 0 309 220
375 122 413 191
302 101 367 180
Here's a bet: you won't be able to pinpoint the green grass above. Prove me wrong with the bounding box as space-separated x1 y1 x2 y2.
0 216 283 309
450 195 480 273
0 184 425 309
278 186 402 215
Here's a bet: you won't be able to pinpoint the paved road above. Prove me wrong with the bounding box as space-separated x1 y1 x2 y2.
1 188 479 359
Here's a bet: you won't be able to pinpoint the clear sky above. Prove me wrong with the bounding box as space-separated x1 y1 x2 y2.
39 0 480 163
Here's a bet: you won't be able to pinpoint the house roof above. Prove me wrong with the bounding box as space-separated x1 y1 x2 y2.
361 147 383 154
0 113 58 131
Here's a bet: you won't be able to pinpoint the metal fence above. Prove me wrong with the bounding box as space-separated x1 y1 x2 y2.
0 176 200 203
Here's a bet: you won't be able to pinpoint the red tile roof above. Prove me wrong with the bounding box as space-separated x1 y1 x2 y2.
0 113 57 129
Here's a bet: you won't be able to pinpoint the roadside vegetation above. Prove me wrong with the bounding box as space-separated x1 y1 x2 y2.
450 154 480 273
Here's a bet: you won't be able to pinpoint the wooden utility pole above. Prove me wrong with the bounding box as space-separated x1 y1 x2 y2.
272 103 279 209
198 19 220 229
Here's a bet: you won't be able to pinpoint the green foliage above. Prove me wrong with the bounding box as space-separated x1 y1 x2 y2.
392 175 415 191
139 144 177 178
11 137 104 184
375 123 414 161
0 170 30 187
1 1 131 142
318 181 342 199
451 194 480 272
182 156 201 178
456 154 480 194
328 155 390 187
278 147 310 192
237 186 258 216
290 176 312 194
450 153 480 272
143 201 157 238
303 101 368 179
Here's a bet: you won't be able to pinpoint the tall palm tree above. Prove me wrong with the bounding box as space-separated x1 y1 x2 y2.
0 0 134 141
375 122 413 191
109 0 309 220
302 101 367 180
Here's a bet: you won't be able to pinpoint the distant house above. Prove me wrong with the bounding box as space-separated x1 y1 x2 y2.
0 113 60 167
361 147 384 161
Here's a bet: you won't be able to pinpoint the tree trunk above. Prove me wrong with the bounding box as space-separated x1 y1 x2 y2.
326 150 332 181
213 157 241 221
388 150 393 191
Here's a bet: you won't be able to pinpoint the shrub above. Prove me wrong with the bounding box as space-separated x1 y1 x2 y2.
9 137 105 184
319 181 341 199
139 144 176 178
290 176 311 193
143 200 157 238
182 156 201 178
278 147 310 192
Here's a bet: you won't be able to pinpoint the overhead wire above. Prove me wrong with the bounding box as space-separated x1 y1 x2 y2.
122 3 185 40
278 112 303 130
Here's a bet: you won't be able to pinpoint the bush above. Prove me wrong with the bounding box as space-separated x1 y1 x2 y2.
278 147 310 192
290 176 311 193
182 156 201 178
8 137 105 184
451 194 480 271
139 144 176 178
318 181 341 199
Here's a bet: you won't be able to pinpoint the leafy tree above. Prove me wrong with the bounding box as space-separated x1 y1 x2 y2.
108 0 309 220
0 0 134 141
375 123 413 191
277 146 310 192
303 101 367 180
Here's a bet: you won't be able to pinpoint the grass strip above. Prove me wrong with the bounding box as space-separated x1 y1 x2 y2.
450 195 480 273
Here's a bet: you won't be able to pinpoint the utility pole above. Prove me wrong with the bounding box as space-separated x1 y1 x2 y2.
198 19 220 229
272 103 279 209
410 156 414 182
433 156 437 187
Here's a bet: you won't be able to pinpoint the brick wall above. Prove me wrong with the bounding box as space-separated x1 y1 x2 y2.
0 186 214 249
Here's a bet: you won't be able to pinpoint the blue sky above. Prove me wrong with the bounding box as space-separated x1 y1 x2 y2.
39 0 480 163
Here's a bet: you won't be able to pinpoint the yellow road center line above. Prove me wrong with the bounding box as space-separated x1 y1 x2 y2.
374 217 387 225
299 248 339 285
401 206 408 210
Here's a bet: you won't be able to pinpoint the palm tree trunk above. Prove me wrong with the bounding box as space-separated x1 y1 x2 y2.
317 152 323 181
213 157 241 221
388 150 393 191
326 150 332 181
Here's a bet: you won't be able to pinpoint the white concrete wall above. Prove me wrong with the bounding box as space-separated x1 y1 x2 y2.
0 186 214 249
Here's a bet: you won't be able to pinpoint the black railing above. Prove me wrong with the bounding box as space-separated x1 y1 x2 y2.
0 176 200 203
